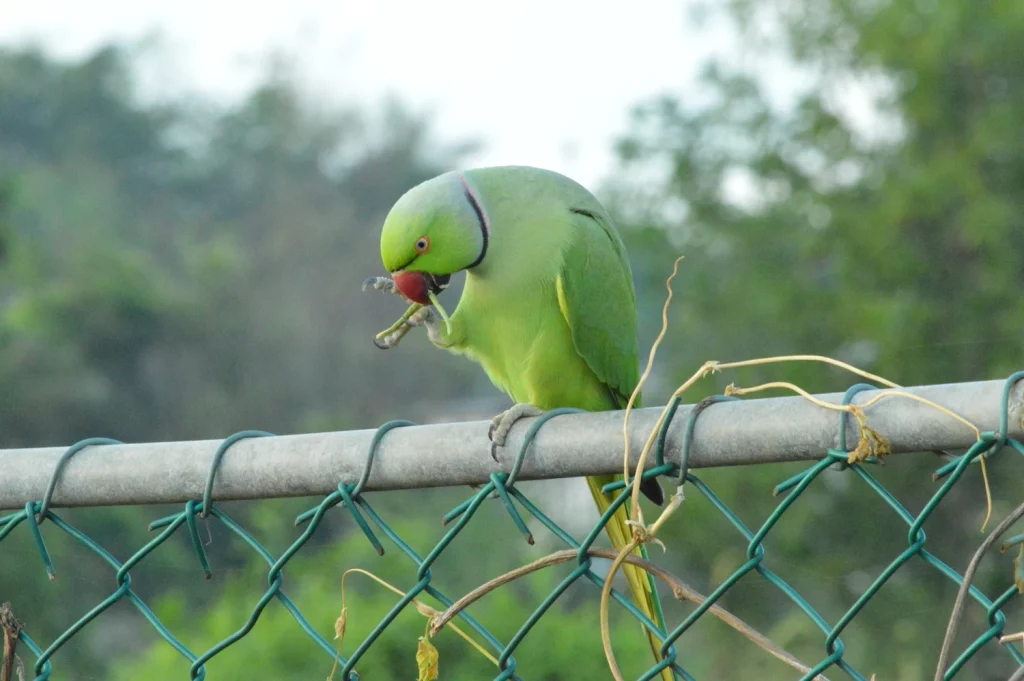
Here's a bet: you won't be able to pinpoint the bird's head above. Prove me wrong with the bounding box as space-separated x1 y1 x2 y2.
379 171 489 305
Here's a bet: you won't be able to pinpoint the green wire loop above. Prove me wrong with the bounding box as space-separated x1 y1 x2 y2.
25 501 55 580
201 430 274 519
997 371 1024 445
184 499 213 579
489 473 534 544
354 419 415 496
836 383 879 453
654 395 682 467
933 370 1024 481
293 419 415 527
337 483 385 555
38 437 123 521
506 407 583 487
675 394 739 485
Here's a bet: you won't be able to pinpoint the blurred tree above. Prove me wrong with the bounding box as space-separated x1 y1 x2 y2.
612 0 1023 390
0 44 489 448
0 43 495 680
603 0 1024 678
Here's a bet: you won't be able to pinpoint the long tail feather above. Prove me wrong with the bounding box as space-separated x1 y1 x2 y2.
587 474 674 681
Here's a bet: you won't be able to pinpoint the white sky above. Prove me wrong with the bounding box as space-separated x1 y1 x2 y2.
0 0 750 188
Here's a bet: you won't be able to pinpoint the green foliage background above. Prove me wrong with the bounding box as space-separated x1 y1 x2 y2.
1 1 1022 679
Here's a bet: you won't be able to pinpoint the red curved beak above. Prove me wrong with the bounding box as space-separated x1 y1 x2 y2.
392 271 431 305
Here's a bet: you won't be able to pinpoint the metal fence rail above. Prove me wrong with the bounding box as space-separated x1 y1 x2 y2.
3 378 1021 510
2 374 1023 680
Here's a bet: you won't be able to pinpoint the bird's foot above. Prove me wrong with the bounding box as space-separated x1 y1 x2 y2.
371 301 448 350
405 306 447 346
362 276 404 297
366 275 423 349
372 302 424 349
488 403 545 462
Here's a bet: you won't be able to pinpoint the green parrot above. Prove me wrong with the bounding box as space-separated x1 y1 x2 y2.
365 165 671 677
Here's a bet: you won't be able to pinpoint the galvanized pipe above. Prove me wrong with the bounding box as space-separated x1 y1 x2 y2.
1 379 1021 510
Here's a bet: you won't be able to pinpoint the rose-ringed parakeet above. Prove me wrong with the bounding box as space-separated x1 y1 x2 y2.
365 165 670 676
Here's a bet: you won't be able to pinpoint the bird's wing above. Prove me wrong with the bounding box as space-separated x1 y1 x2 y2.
555 208 641 409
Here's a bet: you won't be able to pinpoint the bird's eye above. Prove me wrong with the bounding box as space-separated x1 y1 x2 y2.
415 236 430 253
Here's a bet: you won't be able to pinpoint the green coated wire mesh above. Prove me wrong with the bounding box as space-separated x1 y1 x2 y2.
2 373 1024 681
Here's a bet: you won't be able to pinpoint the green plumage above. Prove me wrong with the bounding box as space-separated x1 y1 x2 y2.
377 166 670 677
437 169 639 408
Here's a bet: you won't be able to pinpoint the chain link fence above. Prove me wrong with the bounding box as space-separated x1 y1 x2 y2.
2 373 1023 680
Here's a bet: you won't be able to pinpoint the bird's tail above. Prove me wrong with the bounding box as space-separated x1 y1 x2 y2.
587 474 673 681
